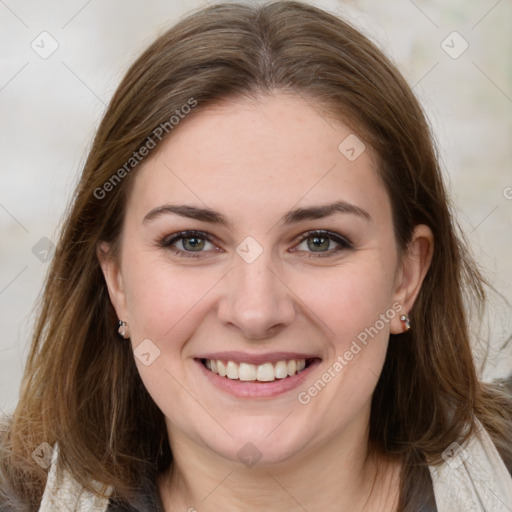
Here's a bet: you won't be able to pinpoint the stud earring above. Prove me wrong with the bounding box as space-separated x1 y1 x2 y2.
400 314 411 332
118 320 130 339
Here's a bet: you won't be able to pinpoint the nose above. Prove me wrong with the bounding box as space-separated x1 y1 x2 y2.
216 248 296 340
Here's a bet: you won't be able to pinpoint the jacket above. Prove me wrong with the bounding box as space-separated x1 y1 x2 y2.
38 419 512 512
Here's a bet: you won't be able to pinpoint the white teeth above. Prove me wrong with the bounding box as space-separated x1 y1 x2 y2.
287 359 296 376
226 361 238 379
257 362 275 382
274 361 288 379
203 358 308 382
217 360 227 377
239 362 256 381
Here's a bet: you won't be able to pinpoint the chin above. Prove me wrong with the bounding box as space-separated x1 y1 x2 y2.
202 419 313 467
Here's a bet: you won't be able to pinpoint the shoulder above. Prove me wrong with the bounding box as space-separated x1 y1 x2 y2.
430 416 512 510
38 443 163 512
36 443 110 512
482 375 512 475
0 416 28 512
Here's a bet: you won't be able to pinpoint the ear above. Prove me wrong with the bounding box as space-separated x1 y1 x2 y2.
97 241 129 322
390 224 434 334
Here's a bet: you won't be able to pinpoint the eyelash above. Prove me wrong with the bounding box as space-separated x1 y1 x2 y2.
159 230 353 259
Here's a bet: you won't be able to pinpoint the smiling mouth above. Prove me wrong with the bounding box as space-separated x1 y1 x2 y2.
200 358 318 382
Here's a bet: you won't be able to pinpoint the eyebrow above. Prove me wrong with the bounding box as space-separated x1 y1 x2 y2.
142 200 372 227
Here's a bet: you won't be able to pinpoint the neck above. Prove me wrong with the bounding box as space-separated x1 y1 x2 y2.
157 419 400 511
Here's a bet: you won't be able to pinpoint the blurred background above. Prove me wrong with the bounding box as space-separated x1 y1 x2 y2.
1 0 511 414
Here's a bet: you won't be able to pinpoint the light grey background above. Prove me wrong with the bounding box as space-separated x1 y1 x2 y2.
1 0 511 414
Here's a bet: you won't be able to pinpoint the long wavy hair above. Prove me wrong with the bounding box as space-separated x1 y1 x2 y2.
1 1 511 510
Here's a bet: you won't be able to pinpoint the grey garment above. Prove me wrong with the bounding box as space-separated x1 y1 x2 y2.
106 475 165 512
107 493 165 511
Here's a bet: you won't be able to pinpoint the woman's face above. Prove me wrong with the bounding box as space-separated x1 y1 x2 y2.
101 93 430 466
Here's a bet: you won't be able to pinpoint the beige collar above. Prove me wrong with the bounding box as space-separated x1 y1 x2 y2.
430 418 512 511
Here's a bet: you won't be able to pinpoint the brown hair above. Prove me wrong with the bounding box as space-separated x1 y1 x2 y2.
1 1 511 509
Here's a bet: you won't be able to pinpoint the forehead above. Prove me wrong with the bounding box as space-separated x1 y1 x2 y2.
126 93 391 230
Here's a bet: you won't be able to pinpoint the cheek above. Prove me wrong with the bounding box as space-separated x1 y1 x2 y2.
123 253 224 344
292 265 394 429
121 257 223 431
292 261 395 349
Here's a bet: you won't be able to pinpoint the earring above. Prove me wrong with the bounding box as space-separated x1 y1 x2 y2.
400 314 411 332
118 320 130 339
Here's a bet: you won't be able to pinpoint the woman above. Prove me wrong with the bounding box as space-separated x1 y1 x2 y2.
1 1 511 510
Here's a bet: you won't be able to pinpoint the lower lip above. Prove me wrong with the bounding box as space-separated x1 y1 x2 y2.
195 359 321 399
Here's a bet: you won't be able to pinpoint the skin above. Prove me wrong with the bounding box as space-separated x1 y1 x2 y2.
99 93 433 511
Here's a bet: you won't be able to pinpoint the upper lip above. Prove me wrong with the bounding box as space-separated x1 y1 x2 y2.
196 351 320 365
